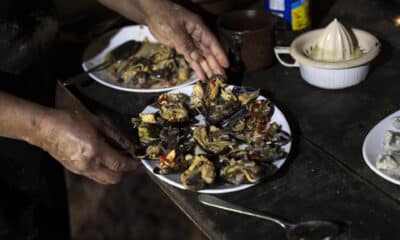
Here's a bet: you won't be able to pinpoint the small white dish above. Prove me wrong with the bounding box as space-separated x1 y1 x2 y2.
362 110 400 185
140 84 292 194
274 28 381 90
82 25 198 93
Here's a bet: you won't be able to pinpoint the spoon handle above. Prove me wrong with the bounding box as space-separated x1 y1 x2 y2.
198 194 289 229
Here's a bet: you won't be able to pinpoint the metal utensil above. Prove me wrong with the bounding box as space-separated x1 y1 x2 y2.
63 40 141 87
198 194 348 240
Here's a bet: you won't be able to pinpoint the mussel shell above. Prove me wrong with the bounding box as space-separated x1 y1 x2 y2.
232 86 260 105
232 86 257 94
206 101 239 125
150 47 175 63
149 68 171 79
248 99 274 117
158 126 192 152
160 103 189 123
220 160 263 185
109 40 142 61
258 162 278 177
220 107 251 129
153 166 162 174
269 131 291 146
228 130 253 143
248 145 287 162
193 126 234 155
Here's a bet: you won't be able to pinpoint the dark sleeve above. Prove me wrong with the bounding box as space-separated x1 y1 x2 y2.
0 20 35 76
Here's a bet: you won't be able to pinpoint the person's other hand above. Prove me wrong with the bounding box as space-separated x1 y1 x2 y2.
37 110 139 184
143 1 229 80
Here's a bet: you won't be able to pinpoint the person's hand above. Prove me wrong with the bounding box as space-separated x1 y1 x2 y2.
37 109 139 184
143 1 229 80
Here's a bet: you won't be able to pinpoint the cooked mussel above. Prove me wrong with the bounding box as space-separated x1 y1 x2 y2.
152 59 177 72
248 99 274 117
160 102 189 123
232 87 260 105
221 160 262 185
263 123 291 146
193 126 236 154
156 93 190 123
206 85 240 125
177 57 191 82
150 46 175 64
146 145 161 160
206 99 240 125
139 113 159 124
248 145 287 162
189 81 205 113
159 126 193 153
155 149 189 175
206 75 226 101
157 93 190 106
221 107 251 131
138 123 160 144
181 155 216 190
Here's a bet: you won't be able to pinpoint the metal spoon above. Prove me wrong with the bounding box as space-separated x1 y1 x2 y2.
198 194 348 240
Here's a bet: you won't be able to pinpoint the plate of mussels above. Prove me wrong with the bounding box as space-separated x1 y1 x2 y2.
82 25 198 93
132 76 292 193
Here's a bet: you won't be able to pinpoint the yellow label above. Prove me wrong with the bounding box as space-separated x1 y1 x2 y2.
291 0 311 31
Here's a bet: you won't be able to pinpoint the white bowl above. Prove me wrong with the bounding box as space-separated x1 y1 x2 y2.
274 28 381 90
299 64 369 89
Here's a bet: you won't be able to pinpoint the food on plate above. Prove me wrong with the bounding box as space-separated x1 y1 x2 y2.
383 131 400 152
376 154 399 170
392 116 400 130
105 40 192 89
221 159 262 185
181 155 216 190
132 75 291 190
376 118 400 171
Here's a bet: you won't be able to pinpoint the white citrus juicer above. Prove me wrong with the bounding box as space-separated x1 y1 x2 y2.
274 19 381 89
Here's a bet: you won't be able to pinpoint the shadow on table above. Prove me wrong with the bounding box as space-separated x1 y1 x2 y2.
369 38 394 75
259 88 302 181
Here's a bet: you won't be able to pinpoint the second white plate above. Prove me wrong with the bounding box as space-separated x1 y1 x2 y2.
362 110 400 185
82 25 198 93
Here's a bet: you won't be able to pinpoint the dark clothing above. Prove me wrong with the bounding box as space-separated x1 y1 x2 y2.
0 1 69 239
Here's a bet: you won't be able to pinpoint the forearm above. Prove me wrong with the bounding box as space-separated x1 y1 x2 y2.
98 0 179 24
98 0 149 24
0 90 53 146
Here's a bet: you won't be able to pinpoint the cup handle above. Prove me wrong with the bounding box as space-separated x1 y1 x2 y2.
274 46 299 68
230 34 243 62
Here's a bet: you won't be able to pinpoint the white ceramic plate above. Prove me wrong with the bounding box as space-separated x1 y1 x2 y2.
140 85 292 194
82 25 198 93
362 110 400 185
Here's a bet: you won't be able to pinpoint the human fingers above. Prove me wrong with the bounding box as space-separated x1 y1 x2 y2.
100 144 140 172
207 34 229 68
86 165 123 185
198 44 225 76
170 27 207 80
195 26 229 68
99 121 131 150
189 57 206 81
199 58 213 78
